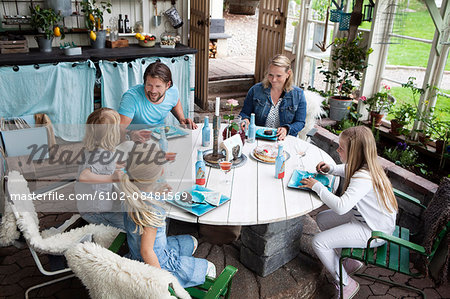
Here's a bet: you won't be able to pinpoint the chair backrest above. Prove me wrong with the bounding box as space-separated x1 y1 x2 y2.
65 242 191 299
6 170 121 255
298 90 325 140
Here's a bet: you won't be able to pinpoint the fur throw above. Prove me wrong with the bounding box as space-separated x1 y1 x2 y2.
298 90 325 140
65 242 191 299
7 171 121 254
0 201 20 246
421 177 450 285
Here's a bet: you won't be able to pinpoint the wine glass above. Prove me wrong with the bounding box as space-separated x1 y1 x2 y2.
294 142 307 170
218 160 232 185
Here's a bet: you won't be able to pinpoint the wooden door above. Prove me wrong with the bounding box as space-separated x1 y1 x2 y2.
255 0 290 83
190 0 210 110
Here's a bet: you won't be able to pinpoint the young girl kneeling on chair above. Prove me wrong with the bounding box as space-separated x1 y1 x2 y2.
301 126 397 299
121 143 216 288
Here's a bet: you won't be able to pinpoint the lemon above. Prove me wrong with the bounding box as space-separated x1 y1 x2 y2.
53 27 61 37
139 35 145 41
135 33 141 39
89 31 97 41
89 14 95 23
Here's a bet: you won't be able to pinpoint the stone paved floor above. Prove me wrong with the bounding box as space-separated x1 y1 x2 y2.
1 203 448 298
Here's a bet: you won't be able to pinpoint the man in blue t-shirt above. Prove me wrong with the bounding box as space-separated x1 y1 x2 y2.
119 62 197 142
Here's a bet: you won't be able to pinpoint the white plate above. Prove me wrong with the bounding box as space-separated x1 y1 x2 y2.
250 150 290 164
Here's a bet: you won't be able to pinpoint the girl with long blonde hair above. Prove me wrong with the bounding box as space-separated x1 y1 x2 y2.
75 108 125 230
120 143 216 288
301 126 397 299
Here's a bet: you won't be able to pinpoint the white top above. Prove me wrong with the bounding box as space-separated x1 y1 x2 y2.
312 164 396 234
161 124 339 225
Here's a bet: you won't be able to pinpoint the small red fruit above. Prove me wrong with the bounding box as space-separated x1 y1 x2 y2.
144 40 147 43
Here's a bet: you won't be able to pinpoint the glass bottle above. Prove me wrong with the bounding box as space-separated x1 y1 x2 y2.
118 14 124 33
248 113 256 143
124 15 131 33
275 145 285 179
195 150 206 185
202 116 211 147
159 128 168 152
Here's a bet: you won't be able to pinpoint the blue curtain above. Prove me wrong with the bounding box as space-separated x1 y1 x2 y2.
0 61 96 141
100 55 193 125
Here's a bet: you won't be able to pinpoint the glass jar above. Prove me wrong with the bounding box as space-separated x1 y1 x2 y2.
160 32 181 48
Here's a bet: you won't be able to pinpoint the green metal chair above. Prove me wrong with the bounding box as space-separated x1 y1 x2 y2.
109 232 238 299
339 189 449 299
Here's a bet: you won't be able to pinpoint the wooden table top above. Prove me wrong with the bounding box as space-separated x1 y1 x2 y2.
163 124 338 225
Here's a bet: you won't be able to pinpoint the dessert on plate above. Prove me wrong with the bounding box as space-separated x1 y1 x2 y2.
253 144 281 163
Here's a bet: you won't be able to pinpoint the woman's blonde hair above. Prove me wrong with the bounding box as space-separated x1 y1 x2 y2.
262 54 295 92
340 126 397 213
120 143 166 233
83 108 121 152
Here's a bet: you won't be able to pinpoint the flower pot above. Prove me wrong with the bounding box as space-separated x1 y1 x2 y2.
91 30 107 49
328 96 352 121
35 36 53 53
222 127 245 144
418 133 430 144
390 119 404 136
369 111 384 127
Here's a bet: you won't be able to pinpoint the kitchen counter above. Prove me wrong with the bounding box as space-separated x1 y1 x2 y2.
0 43 197 66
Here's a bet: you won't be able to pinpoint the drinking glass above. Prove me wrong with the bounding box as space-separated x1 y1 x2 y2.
165 152 177 178
218 160 232 185
294 142 307 169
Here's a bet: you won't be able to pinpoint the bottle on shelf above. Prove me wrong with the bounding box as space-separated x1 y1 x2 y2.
159 128 168 153
195 150 206 185
275 145 285 179
202 116 211 147
247 113 256 143
124 15 131 33
118 14 124 33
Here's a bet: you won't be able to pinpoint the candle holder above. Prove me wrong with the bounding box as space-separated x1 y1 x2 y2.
203 115 224 164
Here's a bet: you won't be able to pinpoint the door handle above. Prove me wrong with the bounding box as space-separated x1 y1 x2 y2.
197 20 204 26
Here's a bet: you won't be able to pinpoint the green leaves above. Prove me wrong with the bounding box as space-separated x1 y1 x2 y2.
30 5 63 39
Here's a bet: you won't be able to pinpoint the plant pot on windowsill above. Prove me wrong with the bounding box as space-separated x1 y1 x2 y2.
369 111 384 127
390 119 406 136
328 96 353 121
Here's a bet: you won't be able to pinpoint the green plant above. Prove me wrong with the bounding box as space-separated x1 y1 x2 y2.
364 84 395 114
419 107 450 142
389 102 417 125
383 145 418 167
80 0 112 31
223 99 239 132
311 0 329 21
29 5 63 40
319 34 373 98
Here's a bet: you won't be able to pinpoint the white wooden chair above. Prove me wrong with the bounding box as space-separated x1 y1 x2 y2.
298 89 326 142
6 170 122 298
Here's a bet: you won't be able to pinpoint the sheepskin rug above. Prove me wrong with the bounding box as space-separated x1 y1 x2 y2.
0 201 20 247
6 171 121 254
65 242 191 299
298 90 326 140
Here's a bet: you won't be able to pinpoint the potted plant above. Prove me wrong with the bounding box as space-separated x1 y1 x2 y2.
364 83 395 127
80 0 112 49
319 33 372 121
419 107 450 154
29 5 64 52
388 102 416 136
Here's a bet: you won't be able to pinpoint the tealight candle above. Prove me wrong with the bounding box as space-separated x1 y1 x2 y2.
215 97 220 116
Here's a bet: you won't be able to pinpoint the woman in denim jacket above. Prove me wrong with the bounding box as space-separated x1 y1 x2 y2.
240 55 307 141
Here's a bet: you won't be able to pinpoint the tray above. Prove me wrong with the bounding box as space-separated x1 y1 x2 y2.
167 185 230 217
151 125 188 140
287 170 335 192
250 149 290 164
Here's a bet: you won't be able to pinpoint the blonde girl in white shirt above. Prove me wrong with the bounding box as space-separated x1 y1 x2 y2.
301 126 398 299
